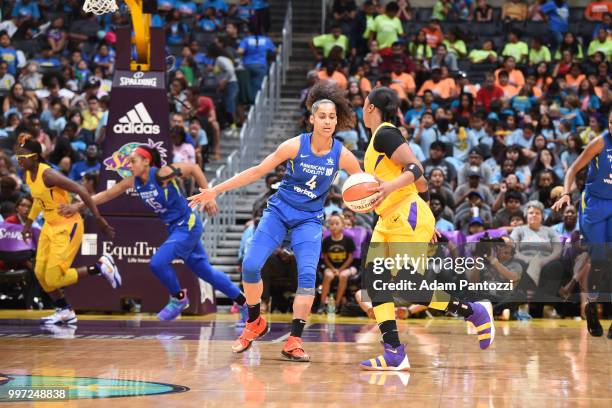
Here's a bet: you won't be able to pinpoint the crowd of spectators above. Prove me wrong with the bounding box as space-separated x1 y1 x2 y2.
254 0 611 319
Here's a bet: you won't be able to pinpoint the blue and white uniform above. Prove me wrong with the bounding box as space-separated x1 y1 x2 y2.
134 167 240 298
242 133 342 293
579 133 612 261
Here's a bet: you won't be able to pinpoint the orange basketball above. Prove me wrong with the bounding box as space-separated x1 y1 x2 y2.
342 173 380 213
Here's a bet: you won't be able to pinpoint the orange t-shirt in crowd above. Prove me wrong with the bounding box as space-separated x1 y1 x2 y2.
389 83 408 100
391 72 416 94
585 1 612 20
417 78 455 99
456 84 479 98
500 84 520 98
531 86 542 98
565 73 586 89
420 27 443 48
318 70 348 90
495 68 525 88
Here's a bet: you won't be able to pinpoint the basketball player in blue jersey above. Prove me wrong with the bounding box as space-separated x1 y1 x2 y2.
59 145 249 322
189 83 362 361
553 111 612 339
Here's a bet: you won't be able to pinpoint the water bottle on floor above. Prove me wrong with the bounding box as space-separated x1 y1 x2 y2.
327 294 336 315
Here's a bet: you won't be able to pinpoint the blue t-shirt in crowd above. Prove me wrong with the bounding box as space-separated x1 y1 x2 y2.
69 161 101 182
540 1 569 33
0 47 18 75
34 57 61 67
436 218 455 232
176 0 197 15
239 35 275 66
151 14 164 27
158 0 176 8
198 17 221 32
236 5 252 20
251 0 269 10
404 107 425 124
11 1 41 19
166 22 189 45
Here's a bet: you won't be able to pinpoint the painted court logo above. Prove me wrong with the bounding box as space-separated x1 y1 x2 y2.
113 102 160 135
103 139 167 179
0 374 188 401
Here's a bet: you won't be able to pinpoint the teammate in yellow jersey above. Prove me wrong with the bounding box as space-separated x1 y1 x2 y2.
359 88 495 371
16 135 121 326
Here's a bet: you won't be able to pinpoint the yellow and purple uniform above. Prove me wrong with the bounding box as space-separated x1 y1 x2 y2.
26 163 83 292
364 122 435 243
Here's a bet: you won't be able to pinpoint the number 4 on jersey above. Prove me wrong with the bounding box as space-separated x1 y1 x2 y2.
305 175 317 190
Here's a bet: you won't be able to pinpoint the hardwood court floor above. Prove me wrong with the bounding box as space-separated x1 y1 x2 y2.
0 311 610 407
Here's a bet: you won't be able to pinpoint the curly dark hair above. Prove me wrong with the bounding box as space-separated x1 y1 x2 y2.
305 81 354 131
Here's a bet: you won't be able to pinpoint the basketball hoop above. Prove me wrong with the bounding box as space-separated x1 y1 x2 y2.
83 0 119 15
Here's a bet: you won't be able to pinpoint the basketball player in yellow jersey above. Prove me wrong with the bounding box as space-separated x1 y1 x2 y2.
16 136 121 326
359 88 495 371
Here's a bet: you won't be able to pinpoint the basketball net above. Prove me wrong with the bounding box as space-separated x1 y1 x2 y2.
83 0 119 15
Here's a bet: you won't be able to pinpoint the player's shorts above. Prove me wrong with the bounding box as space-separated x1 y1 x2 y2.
242 195 324 290
371 194 435 243
35 215 83 292
164 212 202 261
579 192 612 261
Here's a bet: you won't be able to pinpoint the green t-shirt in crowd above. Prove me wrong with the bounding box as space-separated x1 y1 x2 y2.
432 1 447 20
588 38 612 60
443 39 467 57
529 46 551 65
312 33 349 57
469 49 497 63
371 14 403 49
502 41 529 63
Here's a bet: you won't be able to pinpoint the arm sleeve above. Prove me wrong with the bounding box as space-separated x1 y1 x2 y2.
312 34 324 48
372 127 406 159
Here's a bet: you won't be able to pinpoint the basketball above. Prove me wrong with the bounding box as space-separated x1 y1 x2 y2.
342 173 380 213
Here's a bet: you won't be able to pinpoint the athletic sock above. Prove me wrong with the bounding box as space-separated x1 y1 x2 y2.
247 303 261 323
445 299 474 318
87 264 101 275
55 298 68 309
173 290 185 300
234 293 247 306
290 319 306 337
378 320 401 348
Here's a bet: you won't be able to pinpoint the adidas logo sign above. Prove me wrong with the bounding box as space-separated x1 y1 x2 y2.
113 102 160 135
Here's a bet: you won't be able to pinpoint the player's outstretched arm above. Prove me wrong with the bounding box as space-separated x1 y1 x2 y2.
58 177 134 217
188 138 299 207
339 146 363 175
43 168 116 238
552 136 604 211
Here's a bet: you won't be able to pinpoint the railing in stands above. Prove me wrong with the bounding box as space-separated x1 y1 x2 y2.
203 2 293 257
321 0 332 33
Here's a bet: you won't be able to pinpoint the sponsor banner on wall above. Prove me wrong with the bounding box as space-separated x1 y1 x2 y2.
100 69 171 216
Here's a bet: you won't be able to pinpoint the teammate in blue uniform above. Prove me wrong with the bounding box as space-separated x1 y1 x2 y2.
553 111 612 339
189 83 362 361
60 145 248 322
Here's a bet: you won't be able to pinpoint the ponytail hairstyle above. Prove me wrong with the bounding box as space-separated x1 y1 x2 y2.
305 81 353 131
17 132 46 163
367 86 400 123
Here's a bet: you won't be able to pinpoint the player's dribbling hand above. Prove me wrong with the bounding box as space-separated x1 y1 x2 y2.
368 176 393 209
551 194 570 212
96 216 115 239
187 188 218 209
